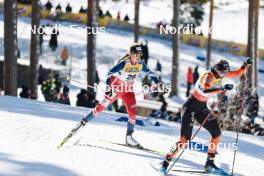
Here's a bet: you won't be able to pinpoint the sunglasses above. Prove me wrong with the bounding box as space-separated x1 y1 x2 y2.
131 53 142 58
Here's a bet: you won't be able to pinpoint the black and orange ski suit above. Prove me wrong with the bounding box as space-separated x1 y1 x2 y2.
167 67 246 159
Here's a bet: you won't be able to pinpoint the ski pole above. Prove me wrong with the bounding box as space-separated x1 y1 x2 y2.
167 94 225 174
71 79 97 90
231 69 248 175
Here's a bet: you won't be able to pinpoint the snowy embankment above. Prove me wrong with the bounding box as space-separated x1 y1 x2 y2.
0 96 264 176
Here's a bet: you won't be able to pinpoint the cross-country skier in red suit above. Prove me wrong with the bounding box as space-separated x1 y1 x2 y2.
159 58 252 175
81 43 164 147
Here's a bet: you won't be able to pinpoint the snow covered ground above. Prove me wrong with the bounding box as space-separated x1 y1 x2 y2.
0 95 263 176
39 0 264 48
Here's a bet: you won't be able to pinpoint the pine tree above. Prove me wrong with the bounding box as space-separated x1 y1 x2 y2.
170 0 180 97
253 0 259 90
87 0 97 91
206 0 214 69
245 0 259 91
181 0 208 27
134 0 140 42
4 0 18 96
29 0 40 99
190 4 204 26
226 0 260 130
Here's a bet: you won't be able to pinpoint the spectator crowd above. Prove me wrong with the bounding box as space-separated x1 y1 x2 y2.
18 0 132 23
16 65 99 109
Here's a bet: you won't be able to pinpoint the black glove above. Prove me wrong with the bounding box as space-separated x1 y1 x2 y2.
223 95 228 102
241 57 252 69
222 84 233 91
246 57 253 65
105 87 113 97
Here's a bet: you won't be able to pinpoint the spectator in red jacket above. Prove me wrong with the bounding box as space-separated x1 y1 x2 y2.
117 11 121 20
186 67 193 97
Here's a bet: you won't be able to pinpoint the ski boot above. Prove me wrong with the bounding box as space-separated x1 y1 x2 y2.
204 155 225 174
159 160 169 175
125 131 142 148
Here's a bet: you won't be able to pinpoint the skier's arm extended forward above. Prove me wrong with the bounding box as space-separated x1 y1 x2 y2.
225 68 245 78
225 57 252 78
